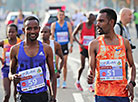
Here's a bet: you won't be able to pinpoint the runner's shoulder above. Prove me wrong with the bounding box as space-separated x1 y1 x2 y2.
10 42 21 55
89 38 99 46
51 22 56 27
43 43 52 53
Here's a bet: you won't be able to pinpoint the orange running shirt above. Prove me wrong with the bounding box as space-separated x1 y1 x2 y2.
95 35 128 97
2 38 21 66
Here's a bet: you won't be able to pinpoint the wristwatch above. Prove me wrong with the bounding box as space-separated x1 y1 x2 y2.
129 81 136 87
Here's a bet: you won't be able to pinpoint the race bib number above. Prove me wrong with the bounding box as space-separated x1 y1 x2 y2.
99 59 123 81
18 24 23 30
83 36 94 46
5 52 10 66
19 67 45 92
57 32 68 43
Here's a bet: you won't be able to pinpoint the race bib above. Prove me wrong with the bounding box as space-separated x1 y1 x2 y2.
19 67 45 92
57 32 68 43
18 24 23 30
5 52 10 66
99 59 123 81
83 36 94 46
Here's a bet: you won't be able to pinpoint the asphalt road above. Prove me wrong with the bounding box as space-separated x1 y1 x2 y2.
0 21 138 102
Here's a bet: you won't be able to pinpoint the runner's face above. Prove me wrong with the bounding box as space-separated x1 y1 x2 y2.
23 20 40 41
57 11 65 21
96 13 111 35
7 26 17 39
88 15 95 24
124 11 132 24
40 27 50 41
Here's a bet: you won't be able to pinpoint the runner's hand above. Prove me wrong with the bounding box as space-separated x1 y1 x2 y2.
69 46 73 53
56 72 60 78
126 83 134 102
87 72 94 84
12 74 21 85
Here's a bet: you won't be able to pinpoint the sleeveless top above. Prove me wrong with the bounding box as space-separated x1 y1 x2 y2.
50 40 57 73
79 22 95 51
95 35 128 97
55 21 69 45
17 19 24 35
16 41 47 94
2 38 21 66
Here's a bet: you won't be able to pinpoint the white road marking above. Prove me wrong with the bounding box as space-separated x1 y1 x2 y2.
73 93 84 102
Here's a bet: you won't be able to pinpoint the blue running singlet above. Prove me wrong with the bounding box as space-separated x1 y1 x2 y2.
17 19 24 35
16 41 47 94
55 21 69 45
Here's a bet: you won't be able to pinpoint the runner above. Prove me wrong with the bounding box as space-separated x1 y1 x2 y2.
9 16 57 102
73 13 96 92
14 9 25 40
0 24 21 102
40 26 64 94
88 8 136 102
51 9 73 88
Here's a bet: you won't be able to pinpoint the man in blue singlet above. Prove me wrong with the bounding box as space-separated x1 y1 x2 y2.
51 9 73 88
9 16 57 102
14 9 25 40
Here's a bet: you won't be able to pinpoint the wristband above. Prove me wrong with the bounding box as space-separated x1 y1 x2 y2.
71 44 73 47
129 81 136 87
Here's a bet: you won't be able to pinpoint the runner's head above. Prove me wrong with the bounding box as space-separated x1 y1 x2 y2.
23 16 40 41
96 8 117 35
40 26 51 41
120 8 132 25
7 23 18 39
57 9 65 21
88 13 96 24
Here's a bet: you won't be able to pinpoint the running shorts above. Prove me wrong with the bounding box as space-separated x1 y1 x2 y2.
61 44 69 55
80 48 88 58
1 65 9 78
16 91 48 102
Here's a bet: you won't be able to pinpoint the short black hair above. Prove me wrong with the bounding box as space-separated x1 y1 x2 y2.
99 8 117 26
8 23 18 31
23 16 39 26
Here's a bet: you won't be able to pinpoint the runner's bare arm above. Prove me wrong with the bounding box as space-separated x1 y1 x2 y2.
0 40 4 63
67 22 73 52
45 44 57 99
9 45 21 82
88 39 98 84
72 23 83 45
51 22 56 40
124 39 136 82
14 18 18 25
55 42 64 71
124 38 136 101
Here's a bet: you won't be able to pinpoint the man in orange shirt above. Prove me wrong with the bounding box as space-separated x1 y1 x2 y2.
88 8 136 102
